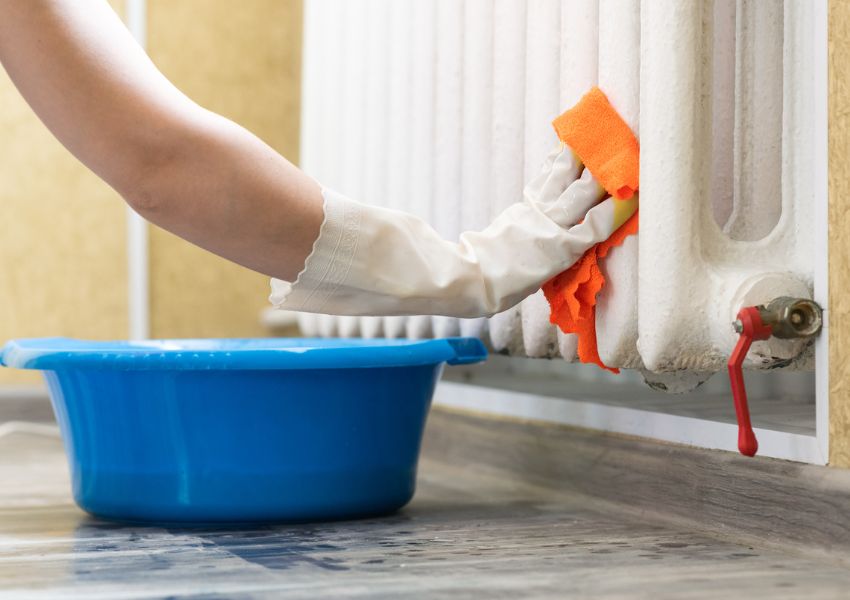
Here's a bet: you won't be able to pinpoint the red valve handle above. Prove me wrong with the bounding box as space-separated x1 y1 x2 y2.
727 306 773 457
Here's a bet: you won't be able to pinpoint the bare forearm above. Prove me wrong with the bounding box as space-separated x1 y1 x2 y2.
0 0 322 281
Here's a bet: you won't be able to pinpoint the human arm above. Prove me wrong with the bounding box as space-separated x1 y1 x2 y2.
0 0 322 282
0 0 636 319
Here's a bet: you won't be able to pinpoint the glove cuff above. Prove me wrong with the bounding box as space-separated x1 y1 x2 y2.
269 188 363 312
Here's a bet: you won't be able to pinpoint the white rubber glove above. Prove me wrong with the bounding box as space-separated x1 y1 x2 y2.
270 146 637 318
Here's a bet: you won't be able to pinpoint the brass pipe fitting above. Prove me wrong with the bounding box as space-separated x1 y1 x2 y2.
732 297 823 339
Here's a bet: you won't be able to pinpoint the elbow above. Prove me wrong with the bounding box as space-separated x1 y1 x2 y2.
111 135 177 217
113 110 232 219
111 128 187 219
108 109 207 218
121 183 167 217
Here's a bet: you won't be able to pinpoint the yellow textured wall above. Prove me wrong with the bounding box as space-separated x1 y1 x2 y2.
0 3 130 385
829 1 850 466
145 0 302 338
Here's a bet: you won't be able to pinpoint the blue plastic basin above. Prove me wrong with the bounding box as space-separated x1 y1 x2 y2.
0 337 486 523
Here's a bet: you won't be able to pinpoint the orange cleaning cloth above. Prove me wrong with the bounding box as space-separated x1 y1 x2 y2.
542 87 640 373
552 87 640 201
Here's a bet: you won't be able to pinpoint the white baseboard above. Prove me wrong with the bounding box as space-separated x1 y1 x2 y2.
434 381 826 465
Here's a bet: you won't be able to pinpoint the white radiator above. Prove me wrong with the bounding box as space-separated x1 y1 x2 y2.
296 0 821 376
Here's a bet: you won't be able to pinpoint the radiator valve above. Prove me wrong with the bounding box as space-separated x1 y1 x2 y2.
728 297 822 457
733 297 822 340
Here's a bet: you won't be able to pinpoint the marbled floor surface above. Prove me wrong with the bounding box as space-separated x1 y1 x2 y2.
3 422 850 599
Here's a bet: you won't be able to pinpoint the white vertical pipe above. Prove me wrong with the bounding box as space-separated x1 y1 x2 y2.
556 0 599 361
431 0 464 339
383 0 415 339
318 0 345 193
458 0 495 341
595 0 641 369
487 0 527 353
125 0 150 341
405 0 437 340
299 0 320 179
359 0 391 338
520 0 561 357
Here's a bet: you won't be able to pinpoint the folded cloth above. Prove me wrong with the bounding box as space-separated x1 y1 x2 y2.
552 87 639 201
270 145 637 319
543 87 640 373
543 210 638 373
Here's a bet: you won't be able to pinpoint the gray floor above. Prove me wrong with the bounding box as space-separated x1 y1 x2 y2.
3 414 850 599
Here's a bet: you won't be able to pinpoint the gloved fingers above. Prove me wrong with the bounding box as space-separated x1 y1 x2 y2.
524 143 582 203
538 144 582 201
540 142 563 172
542 168 606 228
565 195 639 251
524 145 561 198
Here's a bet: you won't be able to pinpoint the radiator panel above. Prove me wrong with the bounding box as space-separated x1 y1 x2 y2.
296 0 818 375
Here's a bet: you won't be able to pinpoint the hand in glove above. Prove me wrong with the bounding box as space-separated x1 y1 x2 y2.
270 145 638 318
